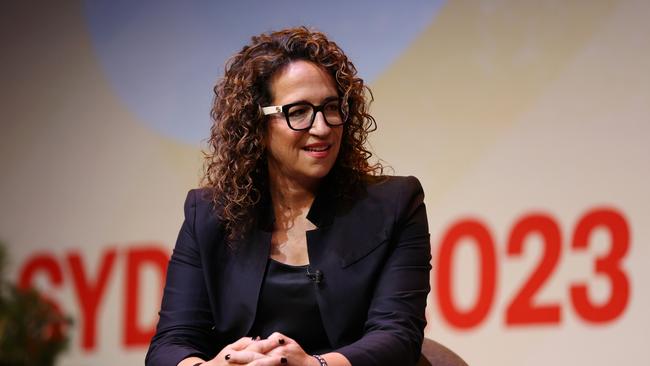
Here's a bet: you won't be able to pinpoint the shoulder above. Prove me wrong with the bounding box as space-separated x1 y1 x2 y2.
337 175 425 222
182 188 224 233
184 187 222 212
364 175 424 195
361 175 425 208
177 188 232 257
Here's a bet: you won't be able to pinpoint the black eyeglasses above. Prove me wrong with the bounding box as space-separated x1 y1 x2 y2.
262 97 348 131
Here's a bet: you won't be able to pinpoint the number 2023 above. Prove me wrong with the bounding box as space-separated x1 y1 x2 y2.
435 207 630 329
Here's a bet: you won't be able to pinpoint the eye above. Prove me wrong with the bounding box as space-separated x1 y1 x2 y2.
324 101 340 113
288 105 311 118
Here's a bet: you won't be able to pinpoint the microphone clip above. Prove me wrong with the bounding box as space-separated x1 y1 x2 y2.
306 267 323 284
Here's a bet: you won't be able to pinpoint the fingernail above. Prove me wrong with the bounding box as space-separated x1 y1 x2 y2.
280 357 287 364
225 354 231 360
278 338 285 345
255 335 261 341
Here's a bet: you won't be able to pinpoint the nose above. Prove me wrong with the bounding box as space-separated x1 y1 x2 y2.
309 111 331 136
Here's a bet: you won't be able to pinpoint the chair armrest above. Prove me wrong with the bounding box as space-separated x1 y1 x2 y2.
416 338 468 366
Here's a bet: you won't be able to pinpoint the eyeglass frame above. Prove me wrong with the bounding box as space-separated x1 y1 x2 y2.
261 97 348 131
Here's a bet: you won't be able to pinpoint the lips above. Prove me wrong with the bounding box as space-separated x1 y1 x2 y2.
302 143 332 158
303 145 331 152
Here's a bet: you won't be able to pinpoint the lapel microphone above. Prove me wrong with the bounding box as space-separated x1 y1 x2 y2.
306 267 323 283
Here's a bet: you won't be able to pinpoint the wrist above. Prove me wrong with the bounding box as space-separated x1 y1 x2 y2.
312 354 328 366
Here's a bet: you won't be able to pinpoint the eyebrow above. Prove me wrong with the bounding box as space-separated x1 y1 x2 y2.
284 95 339 106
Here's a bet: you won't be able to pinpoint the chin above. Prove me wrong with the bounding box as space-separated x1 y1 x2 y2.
302 164 335 181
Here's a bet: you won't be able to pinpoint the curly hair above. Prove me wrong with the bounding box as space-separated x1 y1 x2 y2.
202 26 383 242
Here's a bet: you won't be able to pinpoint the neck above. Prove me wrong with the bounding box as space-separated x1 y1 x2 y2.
267 169 320 229
268 174 317 210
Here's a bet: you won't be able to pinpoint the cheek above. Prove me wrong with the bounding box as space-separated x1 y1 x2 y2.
334 130 347 158
267 126 303 157
334 129 345 149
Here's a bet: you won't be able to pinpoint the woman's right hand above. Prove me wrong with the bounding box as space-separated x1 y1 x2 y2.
204 336 287 366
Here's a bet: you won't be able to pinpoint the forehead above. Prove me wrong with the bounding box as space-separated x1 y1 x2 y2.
268 60 338 105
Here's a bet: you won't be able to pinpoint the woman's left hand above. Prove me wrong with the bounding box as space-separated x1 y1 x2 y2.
261 332 318 366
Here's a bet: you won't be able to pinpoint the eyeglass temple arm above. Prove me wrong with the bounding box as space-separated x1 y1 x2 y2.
262 106 282 115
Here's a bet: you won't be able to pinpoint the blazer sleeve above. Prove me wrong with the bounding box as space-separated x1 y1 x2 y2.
337 176 431 366
145 190 218 366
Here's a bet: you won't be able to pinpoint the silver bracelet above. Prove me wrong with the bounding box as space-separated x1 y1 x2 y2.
312 354 328 366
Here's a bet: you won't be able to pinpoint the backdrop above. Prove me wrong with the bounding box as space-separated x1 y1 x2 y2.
1 0 649 365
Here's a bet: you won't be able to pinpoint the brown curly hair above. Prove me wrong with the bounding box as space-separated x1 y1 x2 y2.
202 26 383 241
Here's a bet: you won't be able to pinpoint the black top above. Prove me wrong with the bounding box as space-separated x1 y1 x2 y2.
248 259 331 354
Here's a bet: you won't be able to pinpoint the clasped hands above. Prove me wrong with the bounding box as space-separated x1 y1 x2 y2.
205 332 318 366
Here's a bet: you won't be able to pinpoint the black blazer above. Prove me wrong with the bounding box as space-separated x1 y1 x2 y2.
146 176 431 366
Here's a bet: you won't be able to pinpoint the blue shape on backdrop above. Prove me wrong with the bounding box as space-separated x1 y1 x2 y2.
84 0 445 145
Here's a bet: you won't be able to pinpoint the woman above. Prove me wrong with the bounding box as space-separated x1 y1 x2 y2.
146 27 431 366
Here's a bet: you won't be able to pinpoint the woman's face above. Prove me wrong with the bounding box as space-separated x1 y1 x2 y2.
264 60 343 188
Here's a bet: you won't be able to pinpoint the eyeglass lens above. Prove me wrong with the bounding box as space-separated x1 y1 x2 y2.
286 100 347 130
